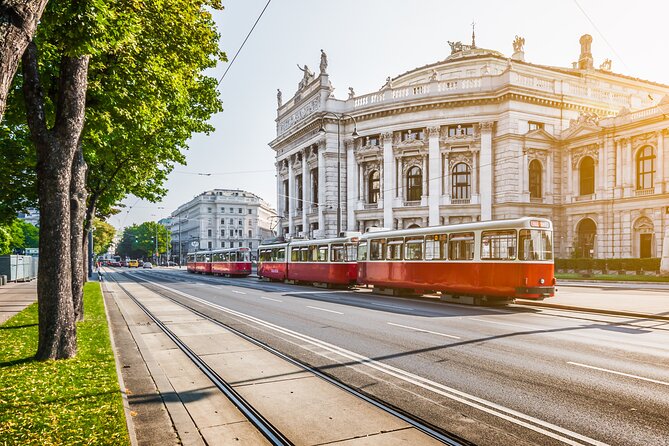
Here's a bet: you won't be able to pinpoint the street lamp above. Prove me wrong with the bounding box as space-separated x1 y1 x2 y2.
318 112 358 236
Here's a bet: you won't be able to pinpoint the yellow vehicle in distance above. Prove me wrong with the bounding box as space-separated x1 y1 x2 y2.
127 259 139 268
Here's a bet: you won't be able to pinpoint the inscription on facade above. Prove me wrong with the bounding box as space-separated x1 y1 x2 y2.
278 97 321 135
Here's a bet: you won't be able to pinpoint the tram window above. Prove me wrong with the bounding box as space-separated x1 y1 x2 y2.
272 248 285 261
519 229 553 261
260 250 271 262
369 239 385 260
386 238 403 260
481 230 517 260
291 248 299 262
425 234 447 260
345 243 358 262
449 232 475 260
308 245 318 261
318 246 328 262
230 252 237 262
405 237 424 260
331 244 345 262
299 248 308 262
358 242 368 261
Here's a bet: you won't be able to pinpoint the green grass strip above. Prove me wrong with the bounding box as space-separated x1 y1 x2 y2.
556 273 669 282
0 282 129 445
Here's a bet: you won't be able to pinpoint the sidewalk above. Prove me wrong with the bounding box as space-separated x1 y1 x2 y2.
515 281 669 321
0 280 37 325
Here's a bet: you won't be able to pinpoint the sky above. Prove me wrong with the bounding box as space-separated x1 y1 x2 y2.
109 0 669 230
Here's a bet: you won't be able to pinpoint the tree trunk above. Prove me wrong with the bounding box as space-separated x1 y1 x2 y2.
0 0 49 121
70 146 87 322
22 41 90 360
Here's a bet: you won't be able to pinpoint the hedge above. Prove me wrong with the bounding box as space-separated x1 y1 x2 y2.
554 258 661 271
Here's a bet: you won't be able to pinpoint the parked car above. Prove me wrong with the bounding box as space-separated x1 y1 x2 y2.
128 259 139 268
165 261 178 267
142 262 153 269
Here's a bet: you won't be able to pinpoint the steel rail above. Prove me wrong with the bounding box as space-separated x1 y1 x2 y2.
105 274 293 446
120 270 470 446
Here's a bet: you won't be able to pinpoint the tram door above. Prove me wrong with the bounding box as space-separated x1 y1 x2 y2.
639 234 652 258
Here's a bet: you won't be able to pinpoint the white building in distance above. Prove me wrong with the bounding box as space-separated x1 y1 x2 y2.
166 189 277 262
270 34 669 262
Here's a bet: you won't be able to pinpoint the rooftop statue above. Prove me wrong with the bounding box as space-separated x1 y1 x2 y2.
297 64 315 90
512 35 525 53
277 88 282 107
320 49 328 74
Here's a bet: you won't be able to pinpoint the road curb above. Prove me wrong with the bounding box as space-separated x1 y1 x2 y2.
514 300 669 321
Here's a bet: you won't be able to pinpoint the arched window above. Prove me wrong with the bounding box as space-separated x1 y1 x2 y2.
406 166 422 201
529 159 542 199
575 218 596 258
636 146 655 190
368 170 380 204
451 163 471 200
579 156 595 196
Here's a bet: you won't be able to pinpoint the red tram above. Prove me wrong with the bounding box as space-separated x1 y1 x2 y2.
186 248 251 276
357 217 555 302
257 218 555 303
258 235 359 286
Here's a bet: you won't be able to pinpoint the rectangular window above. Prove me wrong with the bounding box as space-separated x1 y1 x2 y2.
358 242 368 261
386 238 403 260
405 237 424 260
369 239 385 260
221 208 225 213
448 124 474 137
229 218 233 224
208 241 212 249
220 229 225 236
238 208 242 213
239 219 243 225
229 207 234 213
345 243 357 262
528 121 544 131
425 234 447 260
207 229 212 237
207 207 212 213
272 248 285 261
518 229 553 261
317 246 328 262
299 247 308 262
248 209 253 214
291 248 299 262
331 244 345 262
448 232 475 260
239 242 243 248
221 241 226 248
481 230 517 260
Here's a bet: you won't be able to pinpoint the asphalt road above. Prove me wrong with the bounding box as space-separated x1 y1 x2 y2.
119 269 669 446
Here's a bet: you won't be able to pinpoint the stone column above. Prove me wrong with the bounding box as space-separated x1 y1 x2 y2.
427 126 440 226
661 227 669 276
472 150 479 198
623 138 633 196
358 163 363 202
545 154 552 200
656 130 665 194
479 121 494 220
521 148 528 198
664 130 669 192
615 139 622 198
382 132 394 228
301 151 308 236
288 156 295 236
566 151 573 200
318 145 326 235
275 162 282 217
346 138 357 232
597 143 605 197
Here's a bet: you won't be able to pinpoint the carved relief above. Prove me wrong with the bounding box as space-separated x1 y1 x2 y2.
448 152 472 170
571 144 599 168
381 132 393 144
632 132 656 149
428 126 441 137
402 156 424 174
480 121 494 131
526 148 548 162
278 97 321 135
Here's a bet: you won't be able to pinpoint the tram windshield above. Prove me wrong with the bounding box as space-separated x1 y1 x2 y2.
518 229 553 261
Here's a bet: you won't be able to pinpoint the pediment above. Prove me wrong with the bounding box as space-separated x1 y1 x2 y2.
562 123 601 140
523 127 556 142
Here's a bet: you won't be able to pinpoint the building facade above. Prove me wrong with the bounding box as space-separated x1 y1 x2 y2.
167 189 277 262
270 35 669 260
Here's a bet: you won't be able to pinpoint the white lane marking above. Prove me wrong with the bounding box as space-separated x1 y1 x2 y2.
370 302 414 310
231 290 246 295
260 296 282 302
387 322 461 339
141 278 606 446
306 306 344 315
567 361 669 387
470 317 532 329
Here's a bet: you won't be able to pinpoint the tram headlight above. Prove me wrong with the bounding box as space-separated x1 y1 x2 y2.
539 278 545 285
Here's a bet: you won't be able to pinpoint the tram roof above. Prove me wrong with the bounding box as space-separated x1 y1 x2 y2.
359 217 552 240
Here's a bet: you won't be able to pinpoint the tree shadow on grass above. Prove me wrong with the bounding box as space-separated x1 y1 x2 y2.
0 356 36 368
0 324 38 330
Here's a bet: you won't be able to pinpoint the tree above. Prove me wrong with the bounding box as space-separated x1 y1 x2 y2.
92 218 115 256
0 226 11 254
0 0 49 121
2 0 223 359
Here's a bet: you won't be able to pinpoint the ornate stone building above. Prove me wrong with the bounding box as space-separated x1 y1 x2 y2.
269 35 669 260
167 189 276 263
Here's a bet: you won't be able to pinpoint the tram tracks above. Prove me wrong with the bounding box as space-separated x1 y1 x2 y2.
106 271 467 446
